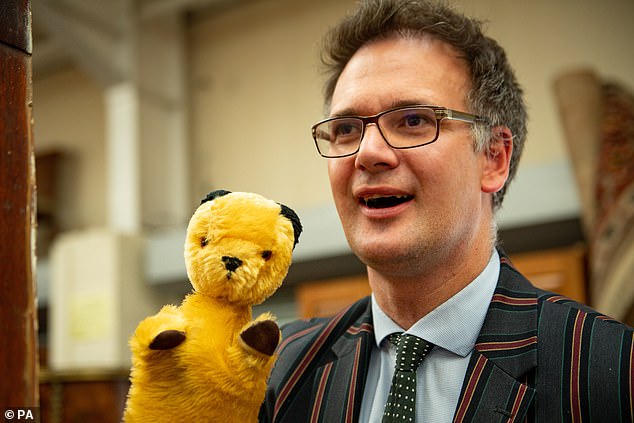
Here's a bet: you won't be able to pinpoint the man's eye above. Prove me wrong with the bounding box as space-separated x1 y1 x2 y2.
330 120 362 142
403 113 431 128
334 122 360 136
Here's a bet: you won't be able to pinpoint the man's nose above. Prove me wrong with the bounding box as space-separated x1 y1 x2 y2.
355 123 399 170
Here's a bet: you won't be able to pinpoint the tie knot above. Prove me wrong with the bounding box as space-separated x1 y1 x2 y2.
389 333 433 372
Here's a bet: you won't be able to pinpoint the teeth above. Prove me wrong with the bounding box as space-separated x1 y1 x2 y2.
363 194 408 202
363 194 407 200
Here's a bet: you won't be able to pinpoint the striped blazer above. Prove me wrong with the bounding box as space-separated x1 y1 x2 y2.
259 255 634 422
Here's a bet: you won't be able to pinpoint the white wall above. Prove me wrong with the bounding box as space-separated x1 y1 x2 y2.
189 0 351 210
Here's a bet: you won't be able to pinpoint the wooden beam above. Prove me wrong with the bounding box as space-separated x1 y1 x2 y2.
0 0 38 410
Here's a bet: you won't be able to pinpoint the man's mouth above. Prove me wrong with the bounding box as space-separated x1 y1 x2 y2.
360 194 414 209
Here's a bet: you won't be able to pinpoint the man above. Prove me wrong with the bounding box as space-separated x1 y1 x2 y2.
260 1 633 422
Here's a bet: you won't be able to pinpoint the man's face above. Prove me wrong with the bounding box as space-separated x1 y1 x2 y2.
327 36 494 277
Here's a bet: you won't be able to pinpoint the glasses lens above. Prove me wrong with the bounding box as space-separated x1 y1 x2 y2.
313 118 363 157
379 107 438 148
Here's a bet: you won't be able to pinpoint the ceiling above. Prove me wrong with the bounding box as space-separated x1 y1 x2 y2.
31 0 251 83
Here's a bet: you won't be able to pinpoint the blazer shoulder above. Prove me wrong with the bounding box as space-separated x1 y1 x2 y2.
500 257 634 341
498 254 632 334
536 289 633 332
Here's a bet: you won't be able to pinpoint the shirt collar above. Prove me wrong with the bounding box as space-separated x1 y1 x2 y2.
371 250 499 357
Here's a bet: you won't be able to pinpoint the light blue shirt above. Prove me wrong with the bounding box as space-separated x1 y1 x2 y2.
359 250 500 423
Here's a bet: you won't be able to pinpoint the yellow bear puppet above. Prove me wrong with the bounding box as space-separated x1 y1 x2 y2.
124 190 302 422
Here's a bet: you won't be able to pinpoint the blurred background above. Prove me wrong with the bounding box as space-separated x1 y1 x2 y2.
17 0 634 420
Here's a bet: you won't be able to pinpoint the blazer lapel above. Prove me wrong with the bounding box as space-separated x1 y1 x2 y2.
453 256 538 423
308 304 374 423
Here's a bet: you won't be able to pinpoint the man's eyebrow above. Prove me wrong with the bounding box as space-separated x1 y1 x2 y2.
328 108 357 118
388 99 433 109
328 99 435 118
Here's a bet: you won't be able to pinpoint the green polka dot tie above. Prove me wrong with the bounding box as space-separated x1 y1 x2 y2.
382 333 434 423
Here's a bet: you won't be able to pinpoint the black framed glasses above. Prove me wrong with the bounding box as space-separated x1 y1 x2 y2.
311 105 488 158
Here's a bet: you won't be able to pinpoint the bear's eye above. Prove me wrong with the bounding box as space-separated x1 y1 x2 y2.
200 237 209 248
262 250 272 261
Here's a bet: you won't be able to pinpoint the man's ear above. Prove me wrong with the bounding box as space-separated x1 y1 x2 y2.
481 126 513 194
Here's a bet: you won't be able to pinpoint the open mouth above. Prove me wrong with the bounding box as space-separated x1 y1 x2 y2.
360 195 414 209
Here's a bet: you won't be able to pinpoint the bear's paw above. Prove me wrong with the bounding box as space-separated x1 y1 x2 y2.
149 330 186 350
239 320 280 356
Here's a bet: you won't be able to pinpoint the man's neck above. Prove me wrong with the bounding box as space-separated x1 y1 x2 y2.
367 243 494 330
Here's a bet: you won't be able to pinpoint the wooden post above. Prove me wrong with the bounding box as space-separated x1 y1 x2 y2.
0 0 38 410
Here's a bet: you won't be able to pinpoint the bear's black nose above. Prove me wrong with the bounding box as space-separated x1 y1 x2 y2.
222 256 243 272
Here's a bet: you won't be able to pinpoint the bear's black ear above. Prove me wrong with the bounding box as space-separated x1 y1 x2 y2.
200 189 231 205
279 204 302 249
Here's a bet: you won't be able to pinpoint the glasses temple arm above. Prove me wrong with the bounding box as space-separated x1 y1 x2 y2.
446 109 488 125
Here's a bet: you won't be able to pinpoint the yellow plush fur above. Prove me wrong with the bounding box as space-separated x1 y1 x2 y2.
124 191 300 422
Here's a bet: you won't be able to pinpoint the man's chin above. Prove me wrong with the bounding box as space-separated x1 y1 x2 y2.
353 241 411 268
